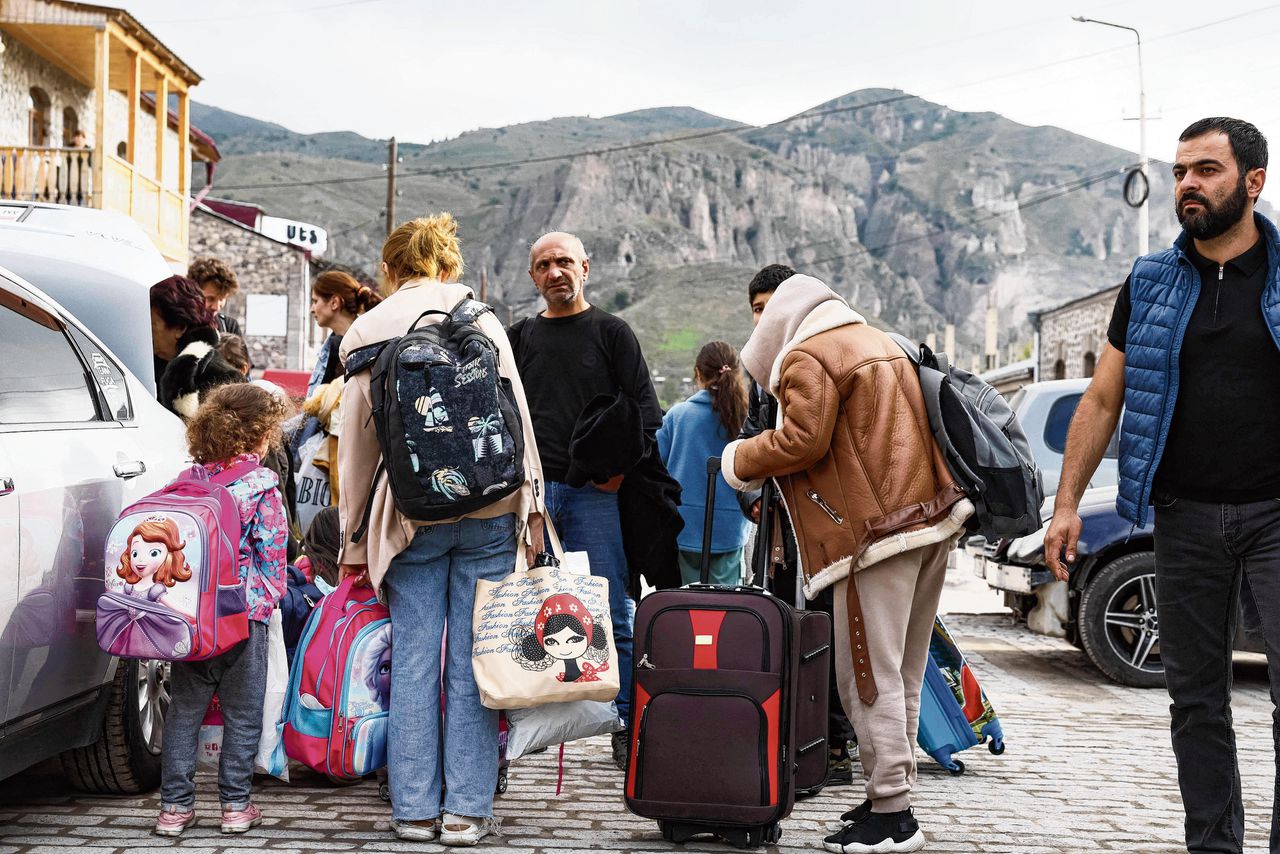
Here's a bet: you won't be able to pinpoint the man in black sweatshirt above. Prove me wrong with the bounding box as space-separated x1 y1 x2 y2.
507 232 663 771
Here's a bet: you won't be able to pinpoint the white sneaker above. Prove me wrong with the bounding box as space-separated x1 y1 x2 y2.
390 818 439 841
440 812 500 847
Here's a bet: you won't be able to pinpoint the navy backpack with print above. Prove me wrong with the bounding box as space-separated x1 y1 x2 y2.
345 298 524 542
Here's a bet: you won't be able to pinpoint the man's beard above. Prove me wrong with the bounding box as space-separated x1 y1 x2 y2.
1177 176 1250 240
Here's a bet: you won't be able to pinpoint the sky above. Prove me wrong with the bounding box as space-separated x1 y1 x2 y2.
117 0 1280 197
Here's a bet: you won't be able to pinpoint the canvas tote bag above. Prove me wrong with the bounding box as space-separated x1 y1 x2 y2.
472 520 618 709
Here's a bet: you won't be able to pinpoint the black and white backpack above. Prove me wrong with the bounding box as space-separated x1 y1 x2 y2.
345 298 524 542
889 334 1045 541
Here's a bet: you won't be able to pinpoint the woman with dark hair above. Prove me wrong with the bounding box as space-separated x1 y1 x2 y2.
308 270 381 395
657 340 751 585
150 276 243 418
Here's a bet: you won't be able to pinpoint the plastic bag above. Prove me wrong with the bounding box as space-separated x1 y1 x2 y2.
505 700 622 760
256 609 289 781
294 432 330 535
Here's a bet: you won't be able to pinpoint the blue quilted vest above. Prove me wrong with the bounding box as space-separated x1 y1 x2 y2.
1117 213 1280 526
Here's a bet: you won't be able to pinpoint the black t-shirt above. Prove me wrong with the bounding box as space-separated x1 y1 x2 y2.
508 306 662 483
1107 236 1280 501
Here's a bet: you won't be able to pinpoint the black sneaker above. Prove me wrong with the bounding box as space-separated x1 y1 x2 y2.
839 800 871 823
822 808 925 853
611 730 629 771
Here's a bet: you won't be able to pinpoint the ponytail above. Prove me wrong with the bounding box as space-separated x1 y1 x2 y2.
696 340 748 437
313 270 382 316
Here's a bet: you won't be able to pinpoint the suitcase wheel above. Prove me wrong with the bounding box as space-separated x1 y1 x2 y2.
988 738 1005 756
947 759 966 776
495 768 508 795
764 823 782 845
378 781 390 802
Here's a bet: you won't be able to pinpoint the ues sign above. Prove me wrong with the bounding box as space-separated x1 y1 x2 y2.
260 215 328 255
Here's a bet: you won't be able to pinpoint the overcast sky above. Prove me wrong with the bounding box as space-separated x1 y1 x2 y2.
119 0 1280 196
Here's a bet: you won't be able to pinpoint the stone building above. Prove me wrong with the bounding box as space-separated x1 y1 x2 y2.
1033 284 1123 381
189 205 311 371
0 0 219 265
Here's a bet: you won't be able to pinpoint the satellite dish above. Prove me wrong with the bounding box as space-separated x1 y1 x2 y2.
1124 168 1150 208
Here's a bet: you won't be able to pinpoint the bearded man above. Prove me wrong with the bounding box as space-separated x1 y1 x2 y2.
1045 117 1280 854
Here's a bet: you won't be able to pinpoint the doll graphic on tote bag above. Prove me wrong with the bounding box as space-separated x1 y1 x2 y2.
508 593 611 683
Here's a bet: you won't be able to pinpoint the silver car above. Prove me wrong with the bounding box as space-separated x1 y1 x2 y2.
0 206 188 791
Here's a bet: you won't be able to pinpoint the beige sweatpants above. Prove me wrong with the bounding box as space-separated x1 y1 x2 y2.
832 539 952 813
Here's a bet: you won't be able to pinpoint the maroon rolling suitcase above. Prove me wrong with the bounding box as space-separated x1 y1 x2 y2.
624 458 831 849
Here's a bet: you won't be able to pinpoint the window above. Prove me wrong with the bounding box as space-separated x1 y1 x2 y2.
28 87 50 147
1043 393 1083 454
1082 351 1097 378
61 107 79 147
67 325 133 421
1052 358 1066 380
0 295 97 424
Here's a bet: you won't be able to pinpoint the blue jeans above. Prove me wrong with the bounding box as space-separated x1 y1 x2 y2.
544 481 633 723
382 514 517 821
1154 494 1280 854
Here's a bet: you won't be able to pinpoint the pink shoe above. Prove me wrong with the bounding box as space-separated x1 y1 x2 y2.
220 803 263 834
155 807 196 837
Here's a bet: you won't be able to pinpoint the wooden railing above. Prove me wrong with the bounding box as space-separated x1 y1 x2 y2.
101 155 187 262
0 146 94 206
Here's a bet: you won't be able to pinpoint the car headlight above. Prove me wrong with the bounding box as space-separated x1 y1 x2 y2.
1006 525 1048 564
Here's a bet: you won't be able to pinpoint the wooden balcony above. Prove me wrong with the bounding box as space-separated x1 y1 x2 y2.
0 146 94 206
0 146 187 262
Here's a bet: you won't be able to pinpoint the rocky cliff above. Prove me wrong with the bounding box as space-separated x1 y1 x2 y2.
195 89 1182 398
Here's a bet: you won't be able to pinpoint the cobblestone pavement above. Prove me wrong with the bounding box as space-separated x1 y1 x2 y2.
0 613 1275 854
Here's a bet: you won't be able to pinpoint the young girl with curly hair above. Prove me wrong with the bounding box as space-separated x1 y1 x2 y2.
155 383 289 839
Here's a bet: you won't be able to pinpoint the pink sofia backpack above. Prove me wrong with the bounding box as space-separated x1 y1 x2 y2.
96 462 257 661
282 575 392 781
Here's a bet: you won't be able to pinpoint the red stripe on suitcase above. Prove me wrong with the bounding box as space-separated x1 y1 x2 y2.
626 685 651 799
960 664 984 722
763 689 780 805
688 610 727 669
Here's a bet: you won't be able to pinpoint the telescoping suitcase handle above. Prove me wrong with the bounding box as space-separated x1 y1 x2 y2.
696 456 772 592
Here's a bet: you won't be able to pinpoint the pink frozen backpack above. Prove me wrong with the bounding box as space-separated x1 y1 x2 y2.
282 575 392 781
96 462 257 661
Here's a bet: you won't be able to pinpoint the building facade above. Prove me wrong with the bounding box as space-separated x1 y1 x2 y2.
0 0 217 265
189 205 311 371
1034 284 1122 382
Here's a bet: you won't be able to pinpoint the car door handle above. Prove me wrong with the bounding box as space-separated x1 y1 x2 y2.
113 460 146 479
0 476 12 496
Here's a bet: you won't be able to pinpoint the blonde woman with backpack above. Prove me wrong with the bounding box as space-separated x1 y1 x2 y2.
337 214 544 846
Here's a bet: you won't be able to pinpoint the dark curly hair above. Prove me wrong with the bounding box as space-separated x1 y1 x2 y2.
151 275 214 331
511 613 609 669
186 383 287 464
188 256 240 297
747 264 796 301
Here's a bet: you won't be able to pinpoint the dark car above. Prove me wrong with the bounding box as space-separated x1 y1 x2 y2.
971 485 1263 688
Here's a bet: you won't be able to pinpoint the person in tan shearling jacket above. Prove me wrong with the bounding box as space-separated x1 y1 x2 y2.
336 214 544 846
721 274 973 852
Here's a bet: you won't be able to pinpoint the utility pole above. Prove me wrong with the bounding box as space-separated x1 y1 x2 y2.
1074 16 1148 255
385 136 397 237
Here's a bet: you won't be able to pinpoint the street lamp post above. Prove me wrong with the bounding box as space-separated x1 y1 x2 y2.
1074 15 1148 255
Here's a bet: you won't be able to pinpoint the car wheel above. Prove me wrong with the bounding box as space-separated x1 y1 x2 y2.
1077 552 1166 688
60 659 170 793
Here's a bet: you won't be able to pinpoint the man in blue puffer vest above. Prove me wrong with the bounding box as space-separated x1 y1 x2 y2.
1046 117 1280 854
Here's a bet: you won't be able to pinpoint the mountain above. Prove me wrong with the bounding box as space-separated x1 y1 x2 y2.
195 89 1179 403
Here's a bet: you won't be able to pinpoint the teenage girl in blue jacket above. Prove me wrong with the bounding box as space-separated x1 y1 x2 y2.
657 341 751 585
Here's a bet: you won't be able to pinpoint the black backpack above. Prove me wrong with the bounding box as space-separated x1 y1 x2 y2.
889 334 1045 541
345 298 525 543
